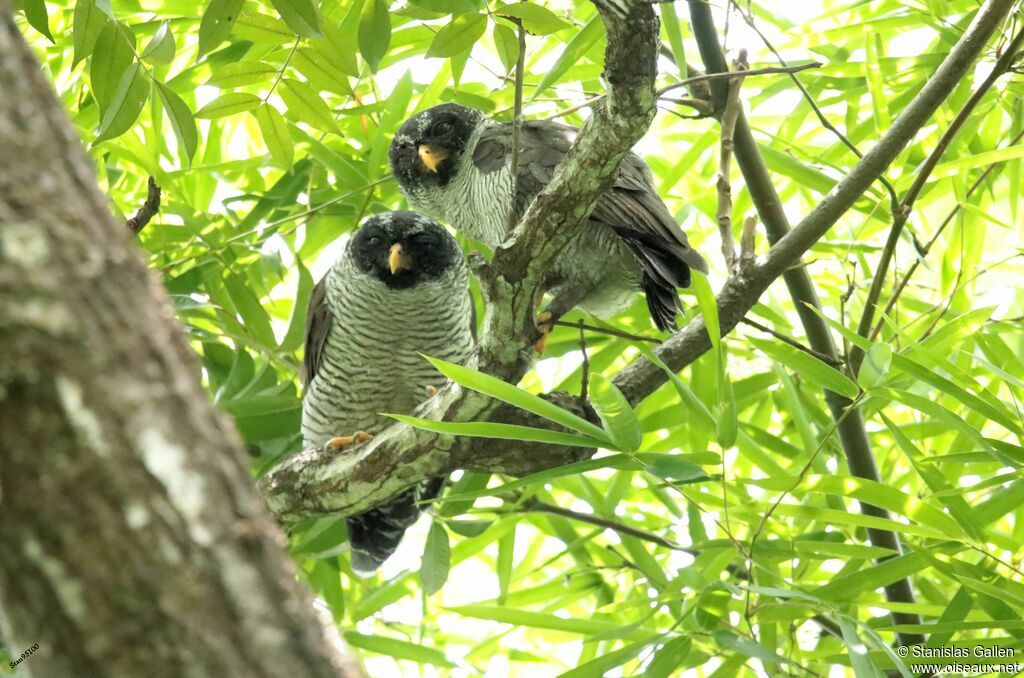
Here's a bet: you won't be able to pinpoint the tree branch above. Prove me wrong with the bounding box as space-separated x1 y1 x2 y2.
126 176 161 236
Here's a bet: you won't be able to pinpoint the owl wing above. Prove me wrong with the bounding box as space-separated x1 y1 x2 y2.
472 119 708 330
301 276 332 390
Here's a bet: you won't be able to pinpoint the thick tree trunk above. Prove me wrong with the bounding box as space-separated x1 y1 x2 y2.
0 9 352 677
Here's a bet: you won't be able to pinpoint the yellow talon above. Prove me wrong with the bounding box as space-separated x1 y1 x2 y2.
425 384 438 397
325 431 374 452
534 311 554 354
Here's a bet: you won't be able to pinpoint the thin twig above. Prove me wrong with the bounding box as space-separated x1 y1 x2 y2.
578 320 590 402
852 24 1024 373
739 214 757 268
716 50 746 272
656 96 715 115
543 62 819 122
507 19 526 232
740 317 843 367
522 499 753 580
655 61 821 98
552 319 661 344
127 176 161 236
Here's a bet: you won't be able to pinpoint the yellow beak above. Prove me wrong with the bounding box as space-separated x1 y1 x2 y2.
389 243 413 274
417 144 449 173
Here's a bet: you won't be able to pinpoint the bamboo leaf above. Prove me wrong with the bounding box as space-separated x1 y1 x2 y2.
588 373 641 452
424 356 611 443
420 521 451 594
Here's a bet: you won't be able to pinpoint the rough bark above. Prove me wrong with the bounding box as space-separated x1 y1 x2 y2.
0 8 353 677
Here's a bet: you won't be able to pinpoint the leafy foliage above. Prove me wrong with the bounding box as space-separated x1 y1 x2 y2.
14 0 1024 675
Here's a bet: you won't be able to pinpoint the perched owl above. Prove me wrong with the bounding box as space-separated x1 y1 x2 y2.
389 103 708 341
301 211 476 573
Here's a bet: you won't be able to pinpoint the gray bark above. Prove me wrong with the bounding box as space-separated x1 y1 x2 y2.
0 7 354 677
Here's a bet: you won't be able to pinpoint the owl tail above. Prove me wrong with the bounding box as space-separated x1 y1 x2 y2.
347 476 446 574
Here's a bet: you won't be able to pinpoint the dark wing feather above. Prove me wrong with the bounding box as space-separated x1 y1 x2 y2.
473 120 708 330
300 276 332 389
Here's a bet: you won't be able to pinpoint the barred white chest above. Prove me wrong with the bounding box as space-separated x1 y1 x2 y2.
301 258 475 448
405 127 515 247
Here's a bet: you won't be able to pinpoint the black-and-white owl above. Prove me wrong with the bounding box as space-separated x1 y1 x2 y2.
389 103 708 338
301 211 475 573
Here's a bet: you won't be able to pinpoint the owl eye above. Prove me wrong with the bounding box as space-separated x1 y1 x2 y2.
433 120 453 136
367 235 382 246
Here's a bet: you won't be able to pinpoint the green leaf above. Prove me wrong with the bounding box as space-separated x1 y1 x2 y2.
532 15 602 99
95 63 149 143
223 273 276 347
22 0 54 43
749 336 860 399
646 636 692 678
713 631 794 665
559 638 657 678
446 519 492 537
155 82 198 164
588 373 641 452
424 356 611 443
270 0 321 38
343 632 456 668
496 524 514 603
233 9 293 44
279 78 342 134
420 521 451 595
386 415 606 448
293 48 352 95
446 605 650 637
492 23 518 73
427 13 487 58
90 23 136 112
644 455 707 482
255 103 294 171
661 2 686 77
889 353 1022 434
359 0 391 72
72 0 109 66
409 0 479 13
141 22 176 65
857 342 892 389
198 0 245 56
495 2 569 35
194 92 261 118
319 7 361 77
278 260 312 352
205 62 279 89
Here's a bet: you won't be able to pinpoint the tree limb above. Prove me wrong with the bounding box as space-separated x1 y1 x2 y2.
126 176 161 236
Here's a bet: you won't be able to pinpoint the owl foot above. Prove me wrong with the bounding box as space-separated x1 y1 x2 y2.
534 311 555 353
325 431 374 452
425 384 438 398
